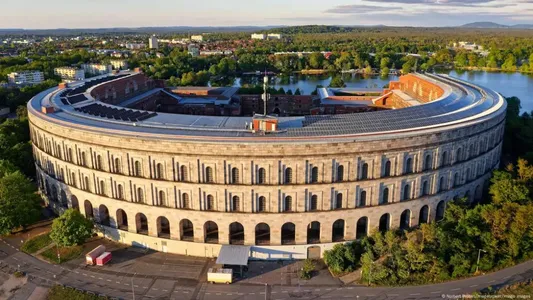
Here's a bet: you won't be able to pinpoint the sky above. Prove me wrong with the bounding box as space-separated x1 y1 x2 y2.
1 0 533 29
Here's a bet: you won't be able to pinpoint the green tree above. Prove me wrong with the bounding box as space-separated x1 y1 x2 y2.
50 209 93 247
0 171 41 234
309 52 325 69
329 76 346 88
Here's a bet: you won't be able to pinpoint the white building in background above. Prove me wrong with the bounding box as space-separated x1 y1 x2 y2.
54 67 85 82
110 60 129 70
123 43 145 50
251 33 266 40
149 35 159 49
267 33 283 40
191 35 203 42
7 71 44 85
81 63 112 75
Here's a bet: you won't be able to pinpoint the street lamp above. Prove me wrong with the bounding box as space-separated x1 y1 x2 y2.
476 249 487 273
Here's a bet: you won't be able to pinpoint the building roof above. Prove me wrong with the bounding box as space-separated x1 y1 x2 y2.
216 245 251 266
28 71 506 143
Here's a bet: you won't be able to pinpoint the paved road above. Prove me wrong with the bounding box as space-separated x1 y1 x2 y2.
1 237 532 300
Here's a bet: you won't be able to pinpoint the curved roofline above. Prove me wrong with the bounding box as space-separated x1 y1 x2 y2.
28 72 507 144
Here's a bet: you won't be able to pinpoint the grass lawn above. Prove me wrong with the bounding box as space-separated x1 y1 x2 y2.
41 245 83 264
20 234 52 254
47 285 109 300
491 280 533 295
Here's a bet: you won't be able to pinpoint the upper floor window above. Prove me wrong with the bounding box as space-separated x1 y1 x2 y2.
405 158 413 174
284 196 292 212
80 152 88 167
232 196 240 212
441 151 449 167
158 191 166 206
403 184 411 201
258 168 266 184
361 163 369 179
284 168 293 184
422 180 429 196
182 193 190 209
180 165 188 182
359 191 367 207
455 148 463 163
311 167 319 183
336 193 343 209
134 161 143 177
95 155 103 171
258 196 266 212
206 167 214 183
231 167 240 184
156 163 165 180
310 195 318 211
383 160 391 177
137 188 144 203
117 184 124 200
99 180 106 196
207 195 215 211
382 188 389 204
337 165 344 182
424 154 432 171
114 158 121 174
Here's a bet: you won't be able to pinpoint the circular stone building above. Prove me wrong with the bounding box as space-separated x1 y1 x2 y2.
28 71 506 259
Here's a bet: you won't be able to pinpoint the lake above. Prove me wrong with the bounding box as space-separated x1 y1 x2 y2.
234 71 533 112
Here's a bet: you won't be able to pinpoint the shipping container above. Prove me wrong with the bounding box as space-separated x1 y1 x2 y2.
96 252 112 266
86 245 106 265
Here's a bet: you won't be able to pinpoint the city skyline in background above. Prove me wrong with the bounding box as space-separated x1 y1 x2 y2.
1 0 533 29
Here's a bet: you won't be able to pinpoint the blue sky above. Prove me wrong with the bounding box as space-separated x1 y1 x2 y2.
1 0 533 29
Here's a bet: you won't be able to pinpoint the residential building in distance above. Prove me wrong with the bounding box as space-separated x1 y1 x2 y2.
7 70 44 85
110 60 129 70
81 63 112 75
54 67 85 82
188 44 200 57
123 43 145 50
191 35 203 42
267 33 283 40
251 33 266 40
149 35 159 49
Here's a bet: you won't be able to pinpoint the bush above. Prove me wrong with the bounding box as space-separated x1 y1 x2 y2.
41 245 83 264
47 285 109 300
13 271 24 278
20 233 52 254
299 259 315 280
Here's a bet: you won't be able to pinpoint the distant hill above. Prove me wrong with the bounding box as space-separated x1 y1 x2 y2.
461 22 533 29
0 26 282 35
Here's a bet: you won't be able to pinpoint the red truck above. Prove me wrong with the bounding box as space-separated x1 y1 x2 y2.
96 252 112 266
86 245 106 265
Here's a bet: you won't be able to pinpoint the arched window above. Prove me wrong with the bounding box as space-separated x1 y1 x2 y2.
117 184 124 200
137 188 144 203
403 184 411 201
99 180 106 196
96 155 103 170
156 163 164 180
336 193 343 209
422 180 429 196
439 177 446 192
180 165 188 182
56 145 62 159
80 152 87 167
201 194 211 211
134 161 142 177
405 157 413 174
284 196 292 212
310 195 318 211
453 173 460 187
71 172 77 188
424 154 432 171
382 188 389 204
359 190 367 207
337 165 344 182
232 196 240 212
231 167 239 184
384 160 391 177
441 151 449 166
114 158 121 174
456 148 463 163
469 144 475 159
258 168 266 184
361 163 369 179
67 148 73 163
206 167 214 183
284 168 293 184
182 193 190 209
311 167 318 183
258 196 266 212
158 190 166 206
84 176 90 192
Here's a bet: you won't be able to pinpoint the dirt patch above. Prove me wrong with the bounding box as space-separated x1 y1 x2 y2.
0 273 28 300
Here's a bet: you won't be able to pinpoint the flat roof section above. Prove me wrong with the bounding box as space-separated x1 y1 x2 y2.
216 245 251 266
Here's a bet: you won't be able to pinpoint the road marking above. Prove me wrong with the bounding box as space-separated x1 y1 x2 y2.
451 288 461 291
388 294 399 297
315 289 321 291
90 275 95 278
282 291 288 293
124 283 129 286
488 280 496 283
98 277 103 280
106 279 111 282
249 293 255 295
134 285 139 287
83 274 87 276
346 287 354 290
366 295 376 297
271 291 277 294
163 289 168 292
469 284 478 287
503 276 511 279
410 293 421 296
326 288 332 291
74 271 79 274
